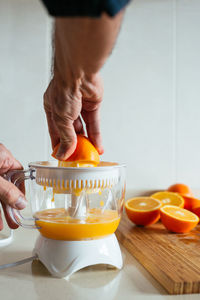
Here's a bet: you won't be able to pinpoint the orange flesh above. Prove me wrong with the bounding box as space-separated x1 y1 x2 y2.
151 192 184 207
126 198 160 211
35 208 120 241
162 206 198 221
58 161 97 168
160 205 199 233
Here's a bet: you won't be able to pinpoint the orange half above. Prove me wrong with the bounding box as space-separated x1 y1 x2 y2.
192 206 200 222
160 205 199 233
180 195 200 211
151 191 184 208
52 135 100 167
125 197 162 226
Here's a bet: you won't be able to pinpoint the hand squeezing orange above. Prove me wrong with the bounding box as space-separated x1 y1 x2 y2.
52 135 100 167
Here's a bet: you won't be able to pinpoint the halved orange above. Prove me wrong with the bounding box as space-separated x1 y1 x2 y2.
125 197 162 226
167 183 193 196
151 191 184 208
182 195 200 211
192 206 200 221
52 135 100 167
160 205 199 233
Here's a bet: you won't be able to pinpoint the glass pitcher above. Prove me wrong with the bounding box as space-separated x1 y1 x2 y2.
5 161 126 241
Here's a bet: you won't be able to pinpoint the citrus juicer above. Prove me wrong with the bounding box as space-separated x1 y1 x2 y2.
6 161 126 278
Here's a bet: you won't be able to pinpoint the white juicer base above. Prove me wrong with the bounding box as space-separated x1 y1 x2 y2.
33 234 123 278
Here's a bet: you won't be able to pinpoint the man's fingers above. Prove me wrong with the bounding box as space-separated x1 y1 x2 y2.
44 107 60 149
81 109 104 154
0 209 3 230
81 74 104 154
53 117 78 160
0 144 23 175
0 160 22 175
0 144 24 229
1 203 19 229
0 177 26 210
73 117 85 135
44 82 60 149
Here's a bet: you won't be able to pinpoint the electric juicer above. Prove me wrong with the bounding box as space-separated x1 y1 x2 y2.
6 160 126 278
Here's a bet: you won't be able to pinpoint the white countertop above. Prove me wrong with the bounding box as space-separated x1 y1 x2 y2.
0 225 200 300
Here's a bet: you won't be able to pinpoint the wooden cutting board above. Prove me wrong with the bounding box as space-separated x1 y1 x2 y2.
116 214 200 294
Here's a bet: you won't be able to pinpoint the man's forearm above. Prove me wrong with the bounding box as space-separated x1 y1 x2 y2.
44 10 125 159
54 11 124 85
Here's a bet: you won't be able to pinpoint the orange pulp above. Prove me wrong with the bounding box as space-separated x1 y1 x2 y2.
35 208 120 241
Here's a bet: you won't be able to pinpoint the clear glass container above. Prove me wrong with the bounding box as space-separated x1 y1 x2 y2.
7 161 126 241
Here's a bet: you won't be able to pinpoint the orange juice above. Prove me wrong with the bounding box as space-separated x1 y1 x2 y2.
35 208 120 241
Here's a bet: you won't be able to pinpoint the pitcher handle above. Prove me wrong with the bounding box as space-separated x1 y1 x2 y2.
3 169 39 229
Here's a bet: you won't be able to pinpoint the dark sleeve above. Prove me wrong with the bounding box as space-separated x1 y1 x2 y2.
40 0 130 17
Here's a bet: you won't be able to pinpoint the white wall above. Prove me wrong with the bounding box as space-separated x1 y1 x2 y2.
0 0 50 164
0 0 200 191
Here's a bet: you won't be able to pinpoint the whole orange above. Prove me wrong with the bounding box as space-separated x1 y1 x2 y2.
167 183 193 196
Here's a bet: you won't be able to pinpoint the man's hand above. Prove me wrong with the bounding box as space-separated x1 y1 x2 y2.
0 144 26 230
44 12 124 160
44 73 104 160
